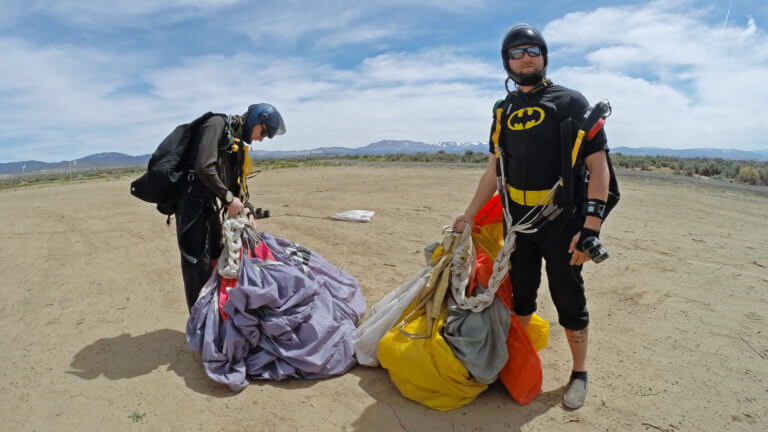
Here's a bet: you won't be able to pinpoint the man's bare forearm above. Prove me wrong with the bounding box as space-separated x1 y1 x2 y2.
463 155 499 218
584 150 610 231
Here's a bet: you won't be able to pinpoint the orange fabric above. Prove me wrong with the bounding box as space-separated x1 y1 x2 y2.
470 195 543 405
472 194 504 228
468 194 508 296
496 284 543 405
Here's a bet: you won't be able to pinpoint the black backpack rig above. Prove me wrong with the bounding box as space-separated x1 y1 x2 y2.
130 112 223 216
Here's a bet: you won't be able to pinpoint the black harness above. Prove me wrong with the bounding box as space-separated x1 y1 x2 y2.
491 88 620 225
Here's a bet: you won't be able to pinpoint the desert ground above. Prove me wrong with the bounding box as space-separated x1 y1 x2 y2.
0 165 766 431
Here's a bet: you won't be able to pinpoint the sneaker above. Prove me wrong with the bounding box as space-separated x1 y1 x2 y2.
563 372 588 409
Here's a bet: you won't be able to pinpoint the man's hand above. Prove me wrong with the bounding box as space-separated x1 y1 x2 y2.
452 214 474 233
247 211 258 230
227 197 244 216
569 232 591 266
452 155 497 233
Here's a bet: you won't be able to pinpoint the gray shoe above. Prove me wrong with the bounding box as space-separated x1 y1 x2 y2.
563 374 588 409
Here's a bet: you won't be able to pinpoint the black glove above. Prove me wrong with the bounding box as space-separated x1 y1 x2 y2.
577 227 600 252
245 202 256 218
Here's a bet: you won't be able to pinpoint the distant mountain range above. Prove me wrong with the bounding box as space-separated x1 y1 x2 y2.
249 140 487 159
0 141 487 175
2 142 767 175
0 152 151 175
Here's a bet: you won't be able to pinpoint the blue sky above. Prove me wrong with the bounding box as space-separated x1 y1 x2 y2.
1 0 767 163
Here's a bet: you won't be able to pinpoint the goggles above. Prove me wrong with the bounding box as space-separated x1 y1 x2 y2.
508 46 542 60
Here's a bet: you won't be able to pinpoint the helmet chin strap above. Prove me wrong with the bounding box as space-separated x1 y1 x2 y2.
506 73 546 94
516 72 545 86
505 77 514 94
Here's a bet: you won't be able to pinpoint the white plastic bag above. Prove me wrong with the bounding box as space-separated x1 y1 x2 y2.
354 267 431 366
332 210 375 222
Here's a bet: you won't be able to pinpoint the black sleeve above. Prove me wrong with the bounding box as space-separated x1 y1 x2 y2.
193 116 229 200
568 91 608 157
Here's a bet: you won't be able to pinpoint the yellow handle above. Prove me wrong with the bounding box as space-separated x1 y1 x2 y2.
571 130 586 167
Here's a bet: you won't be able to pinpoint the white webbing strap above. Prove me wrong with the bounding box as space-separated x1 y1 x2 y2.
450 142 562 312
216 213 256 279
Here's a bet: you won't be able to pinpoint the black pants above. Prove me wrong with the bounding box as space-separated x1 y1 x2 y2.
508 211 589 330
176 191 222 311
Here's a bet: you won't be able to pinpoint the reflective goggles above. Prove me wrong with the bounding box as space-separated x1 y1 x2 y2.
508 46 542 60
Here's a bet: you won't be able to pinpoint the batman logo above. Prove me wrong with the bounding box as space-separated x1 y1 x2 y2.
507 107 545 130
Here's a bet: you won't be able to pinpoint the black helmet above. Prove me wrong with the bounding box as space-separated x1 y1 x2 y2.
501 23 548 86
243 103 286 143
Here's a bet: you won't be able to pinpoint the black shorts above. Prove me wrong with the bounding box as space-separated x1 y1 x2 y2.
507 213 589 330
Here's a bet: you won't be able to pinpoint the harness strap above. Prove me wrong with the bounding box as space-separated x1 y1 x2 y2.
492 107 503 158
558 118 575 213
239 146 253 201
507 185 554 206
224 116 254 204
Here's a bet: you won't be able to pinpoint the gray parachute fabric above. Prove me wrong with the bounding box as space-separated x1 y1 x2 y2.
186 232 366 391
442 295 511 385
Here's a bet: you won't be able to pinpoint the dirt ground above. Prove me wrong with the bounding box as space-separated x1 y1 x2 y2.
0 165 766 431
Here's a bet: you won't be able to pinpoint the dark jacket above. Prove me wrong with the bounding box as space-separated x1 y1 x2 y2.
193 115 246 201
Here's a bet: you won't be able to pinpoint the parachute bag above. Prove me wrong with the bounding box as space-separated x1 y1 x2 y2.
130 112 218 215
376 234 488 411
377 299 488 411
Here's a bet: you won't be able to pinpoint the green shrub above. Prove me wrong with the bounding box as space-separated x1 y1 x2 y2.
736 167 760 185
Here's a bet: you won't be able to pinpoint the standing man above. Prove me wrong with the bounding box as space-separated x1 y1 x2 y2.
453 24 611 409
177 103 285 311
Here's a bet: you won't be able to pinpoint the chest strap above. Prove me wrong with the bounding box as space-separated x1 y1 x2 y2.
507 185 554 206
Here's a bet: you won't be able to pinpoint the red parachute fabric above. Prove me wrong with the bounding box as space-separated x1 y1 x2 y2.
470 194 543 405
216 242 277 321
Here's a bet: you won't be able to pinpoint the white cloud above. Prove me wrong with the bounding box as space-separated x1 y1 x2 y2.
12 0 242 26
2 0 768 163
0 38 166 159
0 39 500 161
140 48 501 154
359 50 498 83
315 27 403 50
240 0 489 50
545 0 768 150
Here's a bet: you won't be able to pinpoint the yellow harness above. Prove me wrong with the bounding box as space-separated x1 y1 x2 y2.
228 137 254 202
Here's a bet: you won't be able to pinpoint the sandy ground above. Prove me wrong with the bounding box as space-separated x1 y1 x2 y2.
0 165 766 432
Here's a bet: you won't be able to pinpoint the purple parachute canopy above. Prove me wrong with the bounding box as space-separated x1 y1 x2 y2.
186 232 366 391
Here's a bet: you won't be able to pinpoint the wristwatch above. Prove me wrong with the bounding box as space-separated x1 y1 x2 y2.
224 191 234 205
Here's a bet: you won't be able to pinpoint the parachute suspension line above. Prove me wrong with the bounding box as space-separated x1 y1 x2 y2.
461 107 560 311
216 212 257 279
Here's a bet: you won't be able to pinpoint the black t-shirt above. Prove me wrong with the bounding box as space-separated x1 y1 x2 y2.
488 83 608 191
